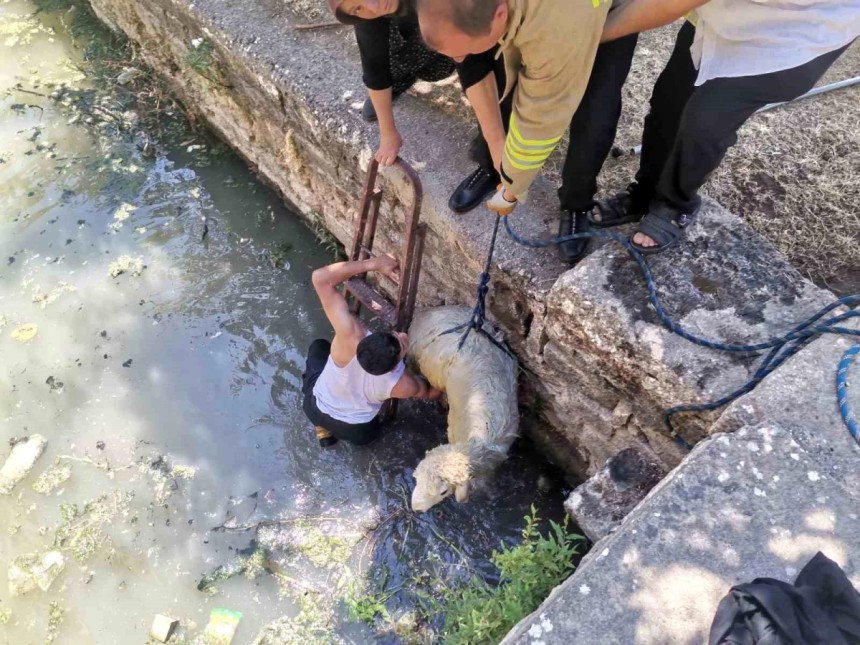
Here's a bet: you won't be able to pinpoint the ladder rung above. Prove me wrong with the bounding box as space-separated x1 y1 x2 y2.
345 278 397 326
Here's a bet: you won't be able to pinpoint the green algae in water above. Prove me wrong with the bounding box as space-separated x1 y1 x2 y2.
32 462 72 494
251 594 339 645
197 545 270 594
45 601 65 644
292 521 356 570
0 607 11 625
0 13 53 47
53 491 134 562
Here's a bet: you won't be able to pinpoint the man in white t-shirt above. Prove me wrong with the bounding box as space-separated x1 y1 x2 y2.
302 254 441 447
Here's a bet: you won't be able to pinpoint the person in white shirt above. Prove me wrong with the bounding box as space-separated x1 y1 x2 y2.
589 0 858 254
302 254 440 447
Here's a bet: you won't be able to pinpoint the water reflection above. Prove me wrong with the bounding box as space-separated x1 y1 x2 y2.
0 1 565 641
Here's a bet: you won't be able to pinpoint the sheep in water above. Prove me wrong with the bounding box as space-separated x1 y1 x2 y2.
407 305 519 512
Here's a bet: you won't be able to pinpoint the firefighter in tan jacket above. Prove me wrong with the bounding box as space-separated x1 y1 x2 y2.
417 0 628 263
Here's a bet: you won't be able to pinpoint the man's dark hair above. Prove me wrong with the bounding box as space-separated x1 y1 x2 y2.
356 332 401 375
417 0 499 36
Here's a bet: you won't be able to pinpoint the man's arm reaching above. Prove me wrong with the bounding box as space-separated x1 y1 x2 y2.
390 372 442 400
602 0 708 43
311 254 400 341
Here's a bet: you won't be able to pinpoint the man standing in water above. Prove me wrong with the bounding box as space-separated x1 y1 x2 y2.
302 254 440 447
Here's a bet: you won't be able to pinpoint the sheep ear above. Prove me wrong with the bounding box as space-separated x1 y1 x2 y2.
454 481 469 503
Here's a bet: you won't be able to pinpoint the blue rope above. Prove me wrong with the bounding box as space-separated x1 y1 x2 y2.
837 344 860 443
498 217 860 450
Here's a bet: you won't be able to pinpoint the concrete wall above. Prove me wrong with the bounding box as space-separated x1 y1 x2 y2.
88 0 833 483
504 325 860 643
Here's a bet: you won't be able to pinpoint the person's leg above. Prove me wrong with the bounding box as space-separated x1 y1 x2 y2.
306 402 383 446
449 51 508 213
592 22 697 228
654 41 852 212
302 339 331 395
633 39 852 251
632 21 699 207
301 339 338 447
558 33 638 212
335 418 383 446
556 32 638 262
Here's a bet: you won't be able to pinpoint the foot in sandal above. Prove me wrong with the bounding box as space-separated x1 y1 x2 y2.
590 182 650 228
631 196 702 255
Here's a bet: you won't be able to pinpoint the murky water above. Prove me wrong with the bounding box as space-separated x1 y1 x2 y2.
0 2 566 642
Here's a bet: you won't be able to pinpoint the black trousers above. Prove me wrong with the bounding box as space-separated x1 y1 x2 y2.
466 21 849 214
301 339 383 446
462 35 639 211
635 22 852 211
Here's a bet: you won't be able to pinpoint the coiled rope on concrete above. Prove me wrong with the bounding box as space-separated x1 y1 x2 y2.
447 213 860 450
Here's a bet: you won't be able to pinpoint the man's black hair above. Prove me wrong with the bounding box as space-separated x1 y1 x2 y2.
356 331 401 375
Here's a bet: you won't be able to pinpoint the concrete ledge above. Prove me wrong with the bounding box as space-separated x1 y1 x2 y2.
87 0 842 480
505 317 860 643
502 420 860 644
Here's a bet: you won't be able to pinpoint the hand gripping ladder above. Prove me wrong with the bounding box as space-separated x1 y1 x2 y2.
343 158 427 422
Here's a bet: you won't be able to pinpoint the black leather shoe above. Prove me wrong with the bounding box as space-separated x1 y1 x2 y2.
558 210 590 264
448 166 499 213
361 98 377 122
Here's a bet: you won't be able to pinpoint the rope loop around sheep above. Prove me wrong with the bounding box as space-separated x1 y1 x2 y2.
450 213 860 451
440 214 517 361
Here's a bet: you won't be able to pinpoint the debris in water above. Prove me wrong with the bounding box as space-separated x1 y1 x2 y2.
108 255 144 277
46 601 65 644
1 434 48 494
10 322 38 342
115 67 140 85
32 283 76 308
197 543 270 593
202 608 243 645
32 461 72 495
96 441 106 451
122 359 133 368
109 202 137 231
54 491 134 562
251 595 338 644
145 456 197 504
172 464 197 479
135 131 156 158
150 614 180 642
46 375 64 393
8 551 66 596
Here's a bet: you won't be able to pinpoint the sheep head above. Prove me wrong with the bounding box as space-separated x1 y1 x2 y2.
411 444 471 513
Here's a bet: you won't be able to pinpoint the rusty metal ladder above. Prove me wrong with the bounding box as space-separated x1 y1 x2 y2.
344 157 426 333
343 158 427 422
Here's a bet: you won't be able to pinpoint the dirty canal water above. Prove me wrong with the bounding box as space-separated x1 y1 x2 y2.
0 2 567 642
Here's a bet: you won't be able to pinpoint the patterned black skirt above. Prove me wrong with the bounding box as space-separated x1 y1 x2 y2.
389 21 455 96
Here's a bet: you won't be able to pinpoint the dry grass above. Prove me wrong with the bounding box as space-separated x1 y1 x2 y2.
543 26 860 294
